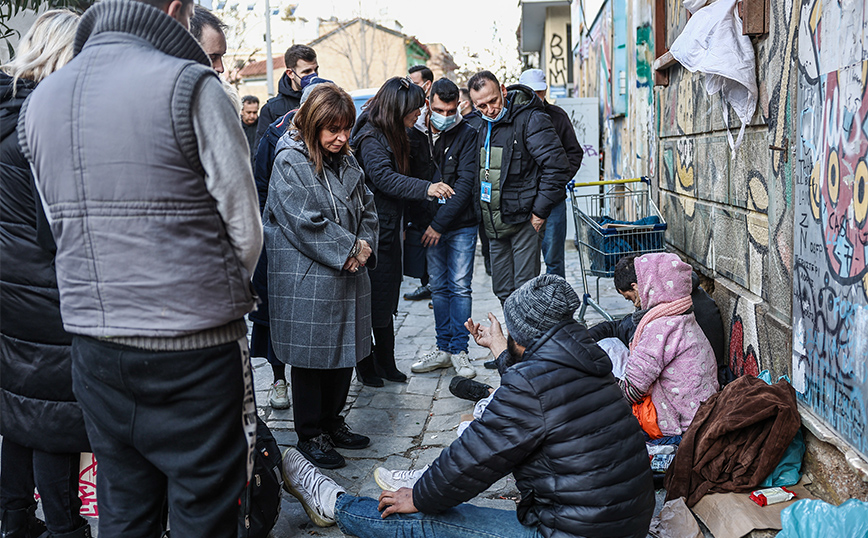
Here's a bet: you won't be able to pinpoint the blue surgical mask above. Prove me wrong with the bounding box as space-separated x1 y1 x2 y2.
481 100 509 123
431 110 460 132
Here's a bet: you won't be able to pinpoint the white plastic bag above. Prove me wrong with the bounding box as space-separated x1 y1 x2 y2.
683 0 708 15
669 0 757 153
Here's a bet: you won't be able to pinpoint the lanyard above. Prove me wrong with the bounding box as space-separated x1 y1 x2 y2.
484 121 493 180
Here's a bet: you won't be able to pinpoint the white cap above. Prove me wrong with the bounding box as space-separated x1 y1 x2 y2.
518 69 547 91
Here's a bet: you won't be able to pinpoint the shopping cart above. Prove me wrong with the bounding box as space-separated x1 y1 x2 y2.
568 177 667 323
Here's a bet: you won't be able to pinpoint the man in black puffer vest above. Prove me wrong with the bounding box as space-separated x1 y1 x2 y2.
280 274 655 538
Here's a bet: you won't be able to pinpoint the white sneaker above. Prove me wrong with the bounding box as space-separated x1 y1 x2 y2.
411 347 452 373
281 448 345 527
269 379 290 409
451 351 476 379
373 465 429 492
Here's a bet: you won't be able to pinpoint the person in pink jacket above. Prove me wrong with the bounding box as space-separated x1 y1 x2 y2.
620 252 719 436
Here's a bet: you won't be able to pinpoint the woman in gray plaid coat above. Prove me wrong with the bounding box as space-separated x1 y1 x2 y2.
264 84 378 469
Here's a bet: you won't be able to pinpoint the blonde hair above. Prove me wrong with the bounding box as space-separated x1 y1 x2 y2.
2 10 80 93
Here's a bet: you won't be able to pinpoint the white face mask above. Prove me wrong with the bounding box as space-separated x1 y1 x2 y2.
430 109 461 132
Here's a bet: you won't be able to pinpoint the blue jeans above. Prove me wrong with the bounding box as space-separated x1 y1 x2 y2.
541 199 567 278
335 494 543 538
426 226 477 354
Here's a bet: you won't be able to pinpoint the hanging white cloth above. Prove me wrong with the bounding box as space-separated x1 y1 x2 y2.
669 0 757 154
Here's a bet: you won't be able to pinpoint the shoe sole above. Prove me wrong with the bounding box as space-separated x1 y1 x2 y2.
455 370 477 379
373 468 399 492
269 399 290 409
281 449 336 527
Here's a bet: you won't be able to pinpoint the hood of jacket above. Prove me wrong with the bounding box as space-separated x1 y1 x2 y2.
520 320 613 379
501 83 544 124
636 252 693 309
277 71 303 101
0 73 35 142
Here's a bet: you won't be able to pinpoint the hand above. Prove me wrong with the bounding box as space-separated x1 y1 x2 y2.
355 239 372 265
378 487 418 518
427 182 454 200
343 257 360 273
531 214 545 232
421 226 441 247
465 312 508 357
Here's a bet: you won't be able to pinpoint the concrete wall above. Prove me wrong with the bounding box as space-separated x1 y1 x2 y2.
313 22 409 92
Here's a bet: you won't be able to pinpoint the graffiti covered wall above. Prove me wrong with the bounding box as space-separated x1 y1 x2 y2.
653 0 798 385
793 0 868 460
575 0 655 180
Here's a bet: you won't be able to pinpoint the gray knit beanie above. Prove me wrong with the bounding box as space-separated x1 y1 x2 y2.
503 274 580 348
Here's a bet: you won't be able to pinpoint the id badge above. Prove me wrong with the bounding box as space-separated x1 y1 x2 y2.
480 181 492 203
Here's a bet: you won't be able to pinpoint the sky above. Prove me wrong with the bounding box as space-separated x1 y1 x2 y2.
294 0 523 70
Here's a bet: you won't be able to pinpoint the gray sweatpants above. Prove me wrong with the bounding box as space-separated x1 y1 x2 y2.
489 220 543 303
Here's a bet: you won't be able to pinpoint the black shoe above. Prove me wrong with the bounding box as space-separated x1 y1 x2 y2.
449 376 493 402
428 301 433 309
404 285 431 301
373 351 407 383
297 434 346 469
356 355 384 387
483 359 498 369
0 505 46 538
328 422 370 449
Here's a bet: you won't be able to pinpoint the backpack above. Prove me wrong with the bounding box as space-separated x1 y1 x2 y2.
239 416 283 538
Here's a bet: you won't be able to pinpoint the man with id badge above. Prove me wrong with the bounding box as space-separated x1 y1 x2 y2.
467 70 571 303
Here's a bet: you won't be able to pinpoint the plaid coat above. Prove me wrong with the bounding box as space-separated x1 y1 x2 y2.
264 134 378 369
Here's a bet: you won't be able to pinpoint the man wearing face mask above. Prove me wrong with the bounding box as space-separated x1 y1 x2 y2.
467 70 570 303
409 79 480 379
255 44 318 147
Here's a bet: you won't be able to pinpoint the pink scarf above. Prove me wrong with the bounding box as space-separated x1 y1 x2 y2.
629 296 693 353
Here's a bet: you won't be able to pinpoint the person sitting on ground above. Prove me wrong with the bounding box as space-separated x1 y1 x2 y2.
589 254 730 386
619 253 720 438
280 274 655 538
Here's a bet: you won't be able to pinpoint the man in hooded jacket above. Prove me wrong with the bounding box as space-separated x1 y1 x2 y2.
254 44 317 147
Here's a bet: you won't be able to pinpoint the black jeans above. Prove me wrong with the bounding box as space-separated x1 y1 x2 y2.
291 366 353 441
71 336 255 538
0 439 85 534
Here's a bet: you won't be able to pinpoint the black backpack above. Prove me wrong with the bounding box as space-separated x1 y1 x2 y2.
239 416 283 538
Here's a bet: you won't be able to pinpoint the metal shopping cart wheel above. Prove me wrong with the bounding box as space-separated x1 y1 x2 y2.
567 177 667 323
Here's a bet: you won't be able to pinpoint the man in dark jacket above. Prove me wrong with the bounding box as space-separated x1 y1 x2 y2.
467 70 571 303
20 0 262 535
280 274 655 538
518 69 584 278
589 254 731 386
254 43 317 147
409 79 480 379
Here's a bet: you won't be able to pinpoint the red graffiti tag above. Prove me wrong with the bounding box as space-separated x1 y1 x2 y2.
729 317 759 378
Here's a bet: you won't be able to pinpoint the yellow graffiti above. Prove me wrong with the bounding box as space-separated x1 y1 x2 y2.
677 159 695 190
810 162 822 220
809 0 821 34
749 175 769 211
855 160 868 226
828 149 840 206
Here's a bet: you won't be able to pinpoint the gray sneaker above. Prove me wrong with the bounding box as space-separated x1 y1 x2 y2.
269 379 290 409
451 351 476 379
374 465 429 492
281 448 345 527
411 347 452 373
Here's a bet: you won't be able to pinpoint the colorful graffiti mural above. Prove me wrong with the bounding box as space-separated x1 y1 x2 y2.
793 0 868 460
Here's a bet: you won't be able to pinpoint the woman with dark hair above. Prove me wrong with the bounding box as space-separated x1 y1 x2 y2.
0 10 93 538
264 83 378 469
349 77 454 387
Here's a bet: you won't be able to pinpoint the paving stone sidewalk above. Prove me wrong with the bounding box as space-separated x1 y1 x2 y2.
263 242 641 537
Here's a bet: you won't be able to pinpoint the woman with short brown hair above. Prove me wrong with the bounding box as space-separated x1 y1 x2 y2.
264 83 378 469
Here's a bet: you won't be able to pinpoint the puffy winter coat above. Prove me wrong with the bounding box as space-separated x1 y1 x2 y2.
625 253 719 435
0 73 89 453
413 320 655 538
476 84 570 238
350 113 431 327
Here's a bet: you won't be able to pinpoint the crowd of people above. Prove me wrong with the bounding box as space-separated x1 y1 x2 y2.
0 1 726 537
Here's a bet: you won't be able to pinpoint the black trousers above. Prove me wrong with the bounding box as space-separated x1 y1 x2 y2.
71 336 255 538
290 366 353 441
0 439 85 534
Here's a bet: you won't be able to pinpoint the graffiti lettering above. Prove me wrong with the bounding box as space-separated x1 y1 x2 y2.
548 33 567 87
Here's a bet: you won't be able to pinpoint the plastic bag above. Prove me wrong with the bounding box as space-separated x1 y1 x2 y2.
632 396 663 440
683 0 708 15
757 370 805 487
669 0 757 153
777 498 868 537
